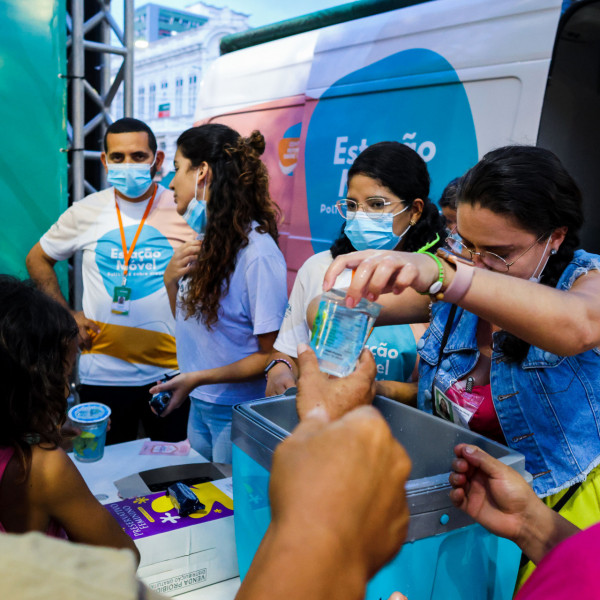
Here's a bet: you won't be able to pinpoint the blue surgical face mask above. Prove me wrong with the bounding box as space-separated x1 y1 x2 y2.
345 206 410 251
107 156 156 199
182 171 207 235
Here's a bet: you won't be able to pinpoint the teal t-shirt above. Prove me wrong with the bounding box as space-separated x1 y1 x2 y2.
366 325 417 382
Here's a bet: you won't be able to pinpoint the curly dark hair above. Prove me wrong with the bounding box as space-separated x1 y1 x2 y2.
0 276 78 476
331 141 446 258
177 124 281 327
457 145 584 361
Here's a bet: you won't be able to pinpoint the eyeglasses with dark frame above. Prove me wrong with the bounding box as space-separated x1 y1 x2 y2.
335 197 407 220
445 230 549 272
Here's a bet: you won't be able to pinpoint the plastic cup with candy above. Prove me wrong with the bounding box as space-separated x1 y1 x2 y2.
68 402 111 463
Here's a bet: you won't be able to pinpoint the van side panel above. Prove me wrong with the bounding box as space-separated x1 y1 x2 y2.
194 0 564 282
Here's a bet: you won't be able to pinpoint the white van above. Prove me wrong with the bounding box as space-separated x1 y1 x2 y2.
194 0 600 285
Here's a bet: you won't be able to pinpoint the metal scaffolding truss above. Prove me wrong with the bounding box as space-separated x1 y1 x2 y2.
65 0 134 307
66 0 134 197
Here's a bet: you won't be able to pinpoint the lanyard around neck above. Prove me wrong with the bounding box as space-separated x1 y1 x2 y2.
114 184 157 284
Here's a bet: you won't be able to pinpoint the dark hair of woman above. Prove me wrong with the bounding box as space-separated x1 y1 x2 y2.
439 177 460 209
0 276 78 478
457 145 584 361
330 141 446 258
177 124 281 327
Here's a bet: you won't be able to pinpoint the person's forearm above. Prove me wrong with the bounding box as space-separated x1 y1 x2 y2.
190 351 273 387
26 244 69 308
516 503 579 565
375 381 418 406
376 288 431 326
236 522 368 600
268 351 299 378
456 267 600 355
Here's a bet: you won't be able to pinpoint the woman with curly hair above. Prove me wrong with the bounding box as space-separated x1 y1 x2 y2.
0 276 139 560
152 123 287 463
266 142 446 405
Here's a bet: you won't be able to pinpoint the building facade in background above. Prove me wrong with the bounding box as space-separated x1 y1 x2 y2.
113 2 249 174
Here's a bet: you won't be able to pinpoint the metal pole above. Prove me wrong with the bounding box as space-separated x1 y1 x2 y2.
124 0 134 116
100 0 112 190
71 0 85 311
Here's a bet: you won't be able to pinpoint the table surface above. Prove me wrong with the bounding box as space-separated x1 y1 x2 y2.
70 439 241 599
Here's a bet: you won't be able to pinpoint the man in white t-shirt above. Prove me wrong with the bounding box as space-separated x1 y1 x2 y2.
26 118 195 444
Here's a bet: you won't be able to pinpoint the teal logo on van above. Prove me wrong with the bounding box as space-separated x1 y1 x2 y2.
305 48 478 253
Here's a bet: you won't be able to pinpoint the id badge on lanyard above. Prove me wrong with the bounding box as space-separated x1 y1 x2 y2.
110 186 157 316
433 385 473 429
111 281 132 315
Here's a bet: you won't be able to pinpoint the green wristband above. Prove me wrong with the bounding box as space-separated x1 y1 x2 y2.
416 251 445 297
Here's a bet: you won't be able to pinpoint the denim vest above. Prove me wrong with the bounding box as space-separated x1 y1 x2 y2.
417 250 600 497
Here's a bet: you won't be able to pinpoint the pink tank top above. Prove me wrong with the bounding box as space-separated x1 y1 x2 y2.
0 446 67 538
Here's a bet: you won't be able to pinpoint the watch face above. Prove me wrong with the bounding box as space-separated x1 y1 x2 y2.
264 360 277 374
437 247 475 266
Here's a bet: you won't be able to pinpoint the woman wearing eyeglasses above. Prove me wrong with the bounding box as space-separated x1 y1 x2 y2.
321 145 600 587
265 141 445 403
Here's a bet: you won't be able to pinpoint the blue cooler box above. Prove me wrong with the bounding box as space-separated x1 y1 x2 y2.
232 395 528 600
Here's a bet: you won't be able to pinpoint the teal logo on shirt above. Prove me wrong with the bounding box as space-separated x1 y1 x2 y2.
95 225 173 299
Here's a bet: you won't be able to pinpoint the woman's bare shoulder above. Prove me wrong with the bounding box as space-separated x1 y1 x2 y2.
29 445 79 494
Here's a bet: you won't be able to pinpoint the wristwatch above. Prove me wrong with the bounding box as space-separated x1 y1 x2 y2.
264 358 293 379
436 247 476 267
436 248 475 303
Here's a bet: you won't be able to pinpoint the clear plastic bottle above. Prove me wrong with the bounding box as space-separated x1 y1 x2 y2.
310 289 381 377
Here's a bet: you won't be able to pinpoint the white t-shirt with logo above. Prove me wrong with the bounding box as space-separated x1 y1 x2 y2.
274 250 419 382
40 185 196 386
176 225 288 405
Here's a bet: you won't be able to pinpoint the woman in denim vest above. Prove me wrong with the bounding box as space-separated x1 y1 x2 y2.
321 145 600 585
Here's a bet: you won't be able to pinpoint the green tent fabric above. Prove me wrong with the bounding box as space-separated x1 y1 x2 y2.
220 0 431 54
0 0 68 290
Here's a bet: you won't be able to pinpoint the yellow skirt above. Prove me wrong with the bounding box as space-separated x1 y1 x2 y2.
515 464 600 592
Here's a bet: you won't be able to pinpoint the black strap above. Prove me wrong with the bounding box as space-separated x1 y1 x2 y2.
519 480 583 568
437 304 458 367
431 304 458 417
551 480 583 513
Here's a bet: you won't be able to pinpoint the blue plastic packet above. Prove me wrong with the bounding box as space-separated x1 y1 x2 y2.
166 482 205 517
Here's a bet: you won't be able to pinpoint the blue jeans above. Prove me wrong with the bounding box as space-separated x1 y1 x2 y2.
188 398 234 464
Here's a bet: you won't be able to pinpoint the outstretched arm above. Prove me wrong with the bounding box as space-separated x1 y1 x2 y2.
323 249 600 355
150 331 279 417
449 444 579 565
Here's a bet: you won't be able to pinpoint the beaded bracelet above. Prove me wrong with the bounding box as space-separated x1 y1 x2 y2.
264 358 293 380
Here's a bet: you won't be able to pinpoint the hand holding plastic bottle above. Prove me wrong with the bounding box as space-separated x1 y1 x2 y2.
295 343 376 420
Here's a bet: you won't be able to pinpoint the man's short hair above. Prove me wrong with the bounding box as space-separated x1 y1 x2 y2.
104 118 158 154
